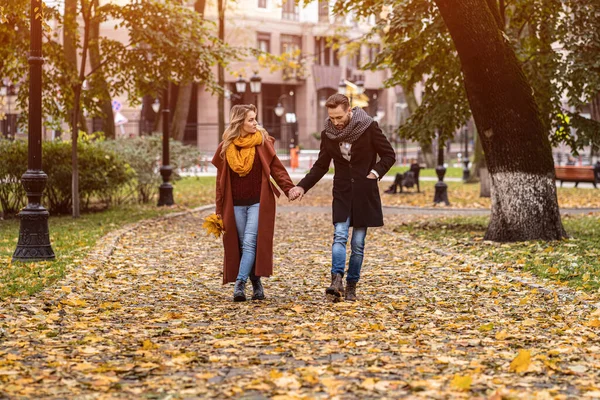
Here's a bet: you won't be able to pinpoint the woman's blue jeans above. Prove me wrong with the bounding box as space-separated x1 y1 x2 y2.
331 217 367 283
233 203 260 282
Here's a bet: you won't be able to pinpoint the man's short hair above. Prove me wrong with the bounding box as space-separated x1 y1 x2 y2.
325 94 350 111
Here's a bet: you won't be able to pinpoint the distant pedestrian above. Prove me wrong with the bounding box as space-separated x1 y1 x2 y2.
288 94 396 301
212 104 296 302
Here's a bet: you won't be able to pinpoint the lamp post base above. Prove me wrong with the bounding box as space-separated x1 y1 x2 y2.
433 182 450 206
433 165 450 206
462 160 471 182
13 170 55 261
157 183 174 206
13 206 55 261
157 166 174 206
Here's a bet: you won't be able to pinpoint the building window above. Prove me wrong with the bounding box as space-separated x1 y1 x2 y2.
281 34 302 56
281 34 303 80
258 0 267 8
354 46 362 69
347 46 361 70
257 32 271 53
315 37 323 65
282 0 298 21
315 37 340 67
318 0 329 22
368 44 380 64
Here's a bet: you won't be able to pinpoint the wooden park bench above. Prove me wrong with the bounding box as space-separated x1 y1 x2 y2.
554 165 599 188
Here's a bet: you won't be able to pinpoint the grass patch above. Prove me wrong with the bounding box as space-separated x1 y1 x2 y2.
394 214 600 292
0 176 216 299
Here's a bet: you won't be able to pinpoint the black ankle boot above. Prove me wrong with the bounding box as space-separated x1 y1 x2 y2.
345 281 357 301
233 280 246 302
325 273 344 298
250 277 265 300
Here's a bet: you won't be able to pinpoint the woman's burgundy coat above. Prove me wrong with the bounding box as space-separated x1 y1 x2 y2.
212 138 294 284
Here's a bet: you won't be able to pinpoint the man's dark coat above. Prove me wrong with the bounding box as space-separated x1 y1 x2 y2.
298 121 396 227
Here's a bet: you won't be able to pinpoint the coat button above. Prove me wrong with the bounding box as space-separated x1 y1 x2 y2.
351 178 354 183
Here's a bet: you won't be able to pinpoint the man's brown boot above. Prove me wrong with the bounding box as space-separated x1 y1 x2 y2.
326 273 344 298
345 281 357 302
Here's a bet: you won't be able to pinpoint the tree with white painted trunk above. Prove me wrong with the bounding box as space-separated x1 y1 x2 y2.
433 0 566 241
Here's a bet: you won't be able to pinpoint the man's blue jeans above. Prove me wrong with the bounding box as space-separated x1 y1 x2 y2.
233 203 260 282
331 217 367 283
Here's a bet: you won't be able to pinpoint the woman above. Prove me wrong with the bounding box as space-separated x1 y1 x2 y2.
212 104 295 302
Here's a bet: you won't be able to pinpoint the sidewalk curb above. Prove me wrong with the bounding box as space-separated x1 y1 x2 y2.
383 205 600 215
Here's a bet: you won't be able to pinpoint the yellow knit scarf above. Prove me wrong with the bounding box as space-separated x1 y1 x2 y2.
226 132 263 177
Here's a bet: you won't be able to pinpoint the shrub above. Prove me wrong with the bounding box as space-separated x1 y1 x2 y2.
0 139 27 217
43 140 134 214
0 139 133 216
100 134 200 203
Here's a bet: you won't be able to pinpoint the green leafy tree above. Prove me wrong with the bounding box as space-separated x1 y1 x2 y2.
0 0 237 217
332 0 584 241
334 0 600 152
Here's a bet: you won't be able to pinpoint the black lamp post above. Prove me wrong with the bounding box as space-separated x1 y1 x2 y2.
433 130 450 206
249 71 262 120
13 0 55 261
462 125 470 182
338 79 351 107
157 84 174 206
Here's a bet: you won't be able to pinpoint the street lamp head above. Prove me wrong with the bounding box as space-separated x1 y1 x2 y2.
235 75 247 94
274 102 285 117
250 71 262 94
338 79 346 95
151 98 160 113
355 79 365 95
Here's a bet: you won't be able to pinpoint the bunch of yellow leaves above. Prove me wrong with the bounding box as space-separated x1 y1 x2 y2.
202 214 225 238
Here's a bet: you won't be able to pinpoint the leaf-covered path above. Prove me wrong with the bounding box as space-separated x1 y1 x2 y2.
1 204 599 399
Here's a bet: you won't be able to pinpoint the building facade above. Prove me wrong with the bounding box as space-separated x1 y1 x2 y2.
190 0 402 152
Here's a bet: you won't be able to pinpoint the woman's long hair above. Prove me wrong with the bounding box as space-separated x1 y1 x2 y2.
220 104 269 158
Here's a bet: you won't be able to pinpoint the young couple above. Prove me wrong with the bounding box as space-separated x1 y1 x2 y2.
212 94 396 302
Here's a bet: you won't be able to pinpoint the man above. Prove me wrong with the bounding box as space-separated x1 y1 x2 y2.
288 94 396 301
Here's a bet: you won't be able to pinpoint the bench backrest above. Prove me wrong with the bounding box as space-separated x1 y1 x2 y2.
555 166 594 180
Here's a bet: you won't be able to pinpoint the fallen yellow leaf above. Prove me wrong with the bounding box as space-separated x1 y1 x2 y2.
509 349 531 373
450 374 472 391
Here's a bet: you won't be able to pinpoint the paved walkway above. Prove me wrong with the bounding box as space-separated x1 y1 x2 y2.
0 205 598 398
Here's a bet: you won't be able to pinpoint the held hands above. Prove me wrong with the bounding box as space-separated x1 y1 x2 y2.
288 186 305 201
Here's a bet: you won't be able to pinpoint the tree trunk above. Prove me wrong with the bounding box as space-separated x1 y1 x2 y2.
64 0 86 134
71 0 91 218
89 0 115 139
404 86 434 167
217 0 225 142
170 0 206 142
171 82 193 141
467 125 484 182
591 91 600 122
434 0 566 241
479 167 491 197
